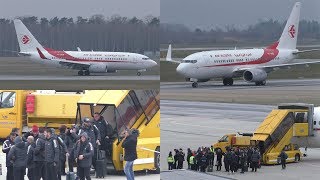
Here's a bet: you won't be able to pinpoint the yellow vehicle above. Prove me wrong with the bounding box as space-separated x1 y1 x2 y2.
265 143 302 164
76 90 160 173
0 90 82 139
213 133 252 153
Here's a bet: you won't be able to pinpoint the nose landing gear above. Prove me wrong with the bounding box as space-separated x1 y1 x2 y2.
78 70 90 76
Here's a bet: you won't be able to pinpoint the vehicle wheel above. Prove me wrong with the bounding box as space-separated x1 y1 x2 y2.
84 70 90 76
295 154 300 162
154 146 160 174
137 72 142 76
192 82 198 88
78 70 84 76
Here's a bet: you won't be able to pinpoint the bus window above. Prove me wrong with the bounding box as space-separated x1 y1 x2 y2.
0 92 16 108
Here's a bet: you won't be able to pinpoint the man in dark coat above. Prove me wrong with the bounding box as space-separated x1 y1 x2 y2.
216 149 223 171
26 136 36 180
8 136 28 180
2 132 16 180
74 132 94 180
44 128 59 180
199 154 208 172
251 149 260 172
186 148 192 169
34 127 46 180
122 129 139 180
279 150 288 169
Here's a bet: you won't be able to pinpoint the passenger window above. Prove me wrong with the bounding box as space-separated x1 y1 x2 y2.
314 121 316 125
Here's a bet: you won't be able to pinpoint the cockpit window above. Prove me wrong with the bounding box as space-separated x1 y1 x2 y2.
182 60 197 63
142 57 150 60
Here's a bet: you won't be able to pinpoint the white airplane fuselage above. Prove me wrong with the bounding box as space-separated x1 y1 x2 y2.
177 48 297 80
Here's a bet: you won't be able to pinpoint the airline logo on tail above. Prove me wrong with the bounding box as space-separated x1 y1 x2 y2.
21 35 31 44
288 25 296 38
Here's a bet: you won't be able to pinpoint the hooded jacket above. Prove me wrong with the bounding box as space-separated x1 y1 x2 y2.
44 136 59 163
122 133 138 161
74 132 94 167
34 133 46 162
8 136 28 168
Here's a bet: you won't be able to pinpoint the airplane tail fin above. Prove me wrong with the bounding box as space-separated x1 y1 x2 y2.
13 19 44 52
277 2 301 50
166 44 172 61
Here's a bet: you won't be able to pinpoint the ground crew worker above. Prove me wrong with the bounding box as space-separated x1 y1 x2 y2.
2 132 16 180
34 127 46 180
189 152 196 170
208 146 214 166
75 117 101 170
187 148 192 169
8 136 28 180
279 150 288 169
44 128 59 180
27 136 36 180
199 153 208 172
216 148 222 171
167 151 174 170
251 149 260 172
74 132 94 180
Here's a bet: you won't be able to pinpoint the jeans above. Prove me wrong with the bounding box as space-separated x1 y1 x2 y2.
124 161 135 180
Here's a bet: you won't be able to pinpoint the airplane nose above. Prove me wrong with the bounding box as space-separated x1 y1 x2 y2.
150 60 157 67
176 64 186 75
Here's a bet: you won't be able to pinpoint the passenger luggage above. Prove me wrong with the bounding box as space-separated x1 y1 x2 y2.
66 157 77 180
96 146 107 178
244 164 248 172
207 165 213 172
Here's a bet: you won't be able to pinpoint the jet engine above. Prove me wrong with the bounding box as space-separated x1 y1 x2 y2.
243 69 267 82
88 64 107 73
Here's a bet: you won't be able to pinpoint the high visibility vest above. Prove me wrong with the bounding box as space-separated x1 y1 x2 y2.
167 156 174 163
189 156 195 165
210 147 214 152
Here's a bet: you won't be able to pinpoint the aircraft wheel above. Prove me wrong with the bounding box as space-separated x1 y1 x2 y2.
192 82 198 88
223 78 233 86
84 70 90 76
261 80 266 86
295 154 300 162
228 78 234 85
78 70 84 76
137 72 142 76
223 78 228 86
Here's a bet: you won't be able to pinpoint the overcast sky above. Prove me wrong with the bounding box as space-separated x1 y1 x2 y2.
161 0 320 30
0 0 159 19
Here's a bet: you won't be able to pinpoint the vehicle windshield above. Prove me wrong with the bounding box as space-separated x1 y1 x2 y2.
0 91 16 108
219 135 228 142
182 60 197 64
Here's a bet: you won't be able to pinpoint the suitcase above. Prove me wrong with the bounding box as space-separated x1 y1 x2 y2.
207 165 213 172
96 146 107 178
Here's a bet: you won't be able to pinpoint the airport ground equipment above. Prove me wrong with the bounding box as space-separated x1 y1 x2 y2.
0 90 83 139
213 133 252 153
76 90 160 173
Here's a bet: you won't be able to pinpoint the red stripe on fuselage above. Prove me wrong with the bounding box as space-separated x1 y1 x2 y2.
203 49 279 68
44 48 136 63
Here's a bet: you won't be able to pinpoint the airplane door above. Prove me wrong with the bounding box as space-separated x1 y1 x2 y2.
0 91 18 136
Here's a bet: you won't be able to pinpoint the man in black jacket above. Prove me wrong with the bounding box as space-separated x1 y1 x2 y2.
44 128 59 180
122 129 139 180
65 126 78 172
27 136 36 180
2 132 16 180
74 132 94 180
8 136 28 180
34 127 46 180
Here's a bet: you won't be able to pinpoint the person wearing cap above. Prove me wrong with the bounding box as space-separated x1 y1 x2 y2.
74 132 94 180
8 136 28 180
23 125 39 142
44 128 59 180
122 129 139 180
34 127 46 180
75 117 101 170
2 132 16 180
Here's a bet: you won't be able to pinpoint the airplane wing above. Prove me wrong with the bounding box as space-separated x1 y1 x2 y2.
233 60 320 74
293 49 320 55
58 60 90 70
165 44 181 64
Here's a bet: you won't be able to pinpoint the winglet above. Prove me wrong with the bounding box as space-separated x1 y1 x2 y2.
166 44 172 61
77 47 81 51
36 47 48 59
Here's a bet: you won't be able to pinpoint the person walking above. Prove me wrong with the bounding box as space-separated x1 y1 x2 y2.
279 150 288 170
122 129 139 180
167 151 174 170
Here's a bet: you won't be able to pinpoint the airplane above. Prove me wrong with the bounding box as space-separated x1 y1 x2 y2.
13 19 157 76
166 2 320 88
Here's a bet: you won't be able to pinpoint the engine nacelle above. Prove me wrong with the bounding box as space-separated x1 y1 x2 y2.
243 69 267 82
198 79 210 82
88 64 107 73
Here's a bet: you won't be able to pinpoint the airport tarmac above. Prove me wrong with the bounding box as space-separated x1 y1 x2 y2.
161 78 320 105
0 145 159 179
0 57 160 89
160 100 320 180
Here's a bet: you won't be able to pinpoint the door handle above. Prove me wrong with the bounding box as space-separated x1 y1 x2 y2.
9 112 16 115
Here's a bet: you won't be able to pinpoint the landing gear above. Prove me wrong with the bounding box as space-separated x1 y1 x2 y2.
192 82 198 88
223 78 234 86
137 72 142 76
255 80 266 86
78 70 90 76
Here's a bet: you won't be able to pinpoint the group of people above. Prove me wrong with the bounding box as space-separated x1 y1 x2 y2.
2 113 114 180
168 146 288 174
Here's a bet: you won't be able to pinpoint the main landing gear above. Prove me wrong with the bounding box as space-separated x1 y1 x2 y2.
223 78 233 86
78 70 90 76
137 72 142 76
255 80 266 86
192 82 198 88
